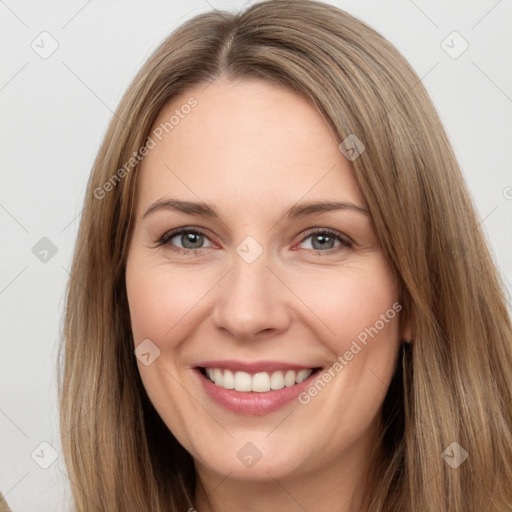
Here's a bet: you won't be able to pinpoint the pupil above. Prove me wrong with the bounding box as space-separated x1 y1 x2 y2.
183 233 203 249
313 234 333 250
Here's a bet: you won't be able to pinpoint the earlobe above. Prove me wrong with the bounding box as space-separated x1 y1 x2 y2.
402 319 413 343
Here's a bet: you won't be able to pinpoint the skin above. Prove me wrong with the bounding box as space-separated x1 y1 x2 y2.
125 77 411 512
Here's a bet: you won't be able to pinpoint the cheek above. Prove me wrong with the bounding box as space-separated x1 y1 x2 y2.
290 260 402 423
125 256 214 344
292 263 402 434
290 260 400 352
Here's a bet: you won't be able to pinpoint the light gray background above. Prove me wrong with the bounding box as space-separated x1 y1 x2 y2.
1 1 511 510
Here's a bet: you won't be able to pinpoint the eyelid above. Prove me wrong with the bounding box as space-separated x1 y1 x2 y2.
298 227 352 244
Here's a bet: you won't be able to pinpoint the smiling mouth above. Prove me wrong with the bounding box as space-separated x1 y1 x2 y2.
198 367 322 393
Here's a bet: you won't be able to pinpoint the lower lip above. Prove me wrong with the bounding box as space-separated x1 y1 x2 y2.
194 368 320 416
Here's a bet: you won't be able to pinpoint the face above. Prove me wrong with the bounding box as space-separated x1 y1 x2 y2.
125 78 407 484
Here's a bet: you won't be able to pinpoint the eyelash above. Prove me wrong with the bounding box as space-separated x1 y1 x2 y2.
156 227 353 257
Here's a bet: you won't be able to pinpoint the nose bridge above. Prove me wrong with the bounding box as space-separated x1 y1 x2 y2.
231 244 271 299
211 239 290 337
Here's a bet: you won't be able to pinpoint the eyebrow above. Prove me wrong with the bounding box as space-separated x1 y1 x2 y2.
142 198 369 221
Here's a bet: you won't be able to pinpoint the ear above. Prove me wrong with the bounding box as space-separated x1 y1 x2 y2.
402 317 413 343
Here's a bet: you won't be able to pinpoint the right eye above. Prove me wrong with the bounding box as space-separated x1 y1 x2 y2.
157 227 216 255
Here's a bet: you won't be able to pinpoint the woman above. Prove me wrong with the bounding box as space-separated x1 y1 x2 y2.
59 1 512 510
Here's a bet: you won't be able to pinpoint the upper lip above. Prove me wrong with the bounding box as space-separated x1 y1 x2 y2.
195 360 321 373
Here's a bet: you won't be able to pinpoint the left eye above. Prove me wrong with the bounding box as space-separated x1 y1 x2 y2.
297 229 352 252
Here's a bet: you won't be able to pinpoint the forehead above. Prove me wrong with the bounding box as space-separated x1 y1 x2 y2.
136 78 365 215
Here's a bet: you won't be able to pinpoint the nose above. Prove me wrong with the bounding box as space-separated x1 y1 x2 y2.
211 245 291 341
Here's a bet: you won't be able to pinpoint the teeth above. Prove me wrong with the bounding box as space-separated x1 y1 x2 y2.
204 368 314 392
252 372 270 392
284 370 296 387
223 369 235 389
213 368 223 385
234 371 252 392
296 369 311 383
270 371 284 390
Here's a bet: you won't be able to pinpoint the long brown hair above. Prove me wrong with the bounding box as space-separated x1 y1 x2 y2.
59 1 512 510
